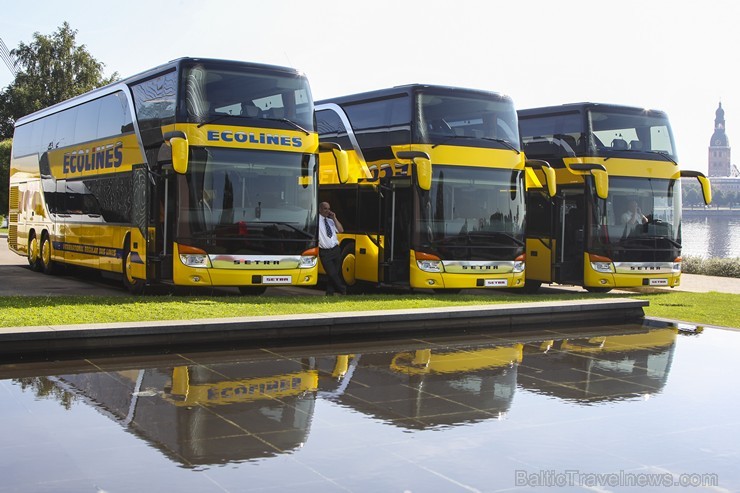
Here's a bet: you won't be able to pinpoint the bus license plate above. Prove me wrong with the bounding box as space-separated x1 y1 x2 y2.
649 278 668 286
263 275 292 284
484 279 508 287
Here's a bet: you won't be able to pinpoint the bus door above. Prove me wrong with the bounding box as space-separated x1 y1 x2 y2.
555 190 585 283
380 176 412 285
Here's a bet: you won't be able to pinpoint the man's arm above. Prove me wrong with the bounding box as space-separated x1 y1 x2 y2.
331 213 344 233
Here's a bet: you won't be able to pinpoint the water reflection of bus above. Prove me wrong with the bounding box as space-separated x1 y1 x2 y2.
5 323 685 466
48 357 336 465
335 345 523 428
518 326 678 403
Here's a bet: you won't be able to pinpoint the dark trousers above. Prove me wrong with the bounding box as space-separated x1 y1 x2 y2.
319 245 346 294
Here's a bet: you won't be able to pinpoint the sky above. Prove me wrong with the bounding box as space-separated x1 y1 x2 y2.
1 0 739 175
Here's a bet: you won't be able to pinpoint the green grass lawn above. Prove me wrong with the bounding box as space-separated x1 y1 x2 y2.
1 290 736 329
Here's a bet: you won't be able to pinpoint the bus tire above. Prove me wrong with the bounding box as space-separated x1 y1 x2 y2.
340 242 356 288
28 232 42 272
123 240 145 295
40 233 57 275
238 286 267 295
523 280 542 294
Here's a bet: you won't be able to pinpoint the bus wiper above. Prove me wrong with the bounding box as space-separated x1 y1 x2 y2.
650 236 681 248
433 232 524 247
432 135 520 153
259 221 314 238
645 150 678 165
262 117 310 135
492 231 525 246
603 149 677 165
480 137 520 154
197 114 259 128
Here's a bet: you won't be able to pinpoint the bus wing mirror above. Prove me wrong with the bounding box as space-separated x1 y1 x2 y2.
526 159 557 197
592 169 608 199
569 163 609 199
165 131 189 174
334 149 349 184
543 167 557 197
681 170 712 205
396 151 432 191
319 142 349 184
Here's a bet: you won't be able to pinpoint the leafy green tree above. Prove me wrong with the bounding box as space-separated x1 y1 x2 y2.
0 22 118 138
684 188 700 207
712 188 725 208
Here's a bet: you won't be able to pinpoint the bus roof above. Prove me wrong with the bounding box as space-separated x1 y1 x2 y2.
518 102 668 118
15 57 306 127
317 84 513 107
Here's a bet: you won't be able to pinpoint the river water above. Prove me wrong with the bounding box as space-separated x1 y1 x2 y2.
682 215 740 258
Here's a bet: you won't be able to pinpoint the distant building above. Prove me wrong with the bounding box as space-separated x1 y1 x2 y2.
705 102 740 196
708 102 732 177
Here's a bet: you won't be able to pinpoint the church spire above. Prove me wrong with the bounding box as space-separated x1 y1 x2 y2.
715 101 725 130
710 101 729 147
708 101 731 177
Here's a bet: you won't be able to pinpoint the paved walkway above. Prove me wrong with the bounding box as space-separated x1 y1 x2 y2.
652 273 740 294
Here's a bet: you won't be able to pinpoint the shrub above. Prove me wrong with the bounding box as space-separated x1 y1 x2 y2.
682 255 740 278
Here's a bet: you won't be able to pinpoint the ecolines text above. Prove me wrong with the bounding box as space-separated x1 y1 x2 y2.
63 142 123 174
207 130 302 147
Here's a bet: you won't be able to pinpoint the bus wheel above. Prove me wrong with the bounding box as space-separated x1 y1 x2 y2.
340 243 356 287
239 286 267 295
123 241 145 294
586 286 612 293
40 234 57 275
523 280 541 294
28 233 42 272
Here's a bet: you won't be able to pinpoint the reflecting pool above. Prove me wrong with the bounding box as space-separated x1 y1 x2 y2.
1 321 738 492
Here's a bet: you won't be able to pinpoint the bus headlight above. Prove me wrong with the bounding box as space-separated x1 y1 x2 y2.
415 251 443 273
178 244 211 268
513 254 525 273
673 257 682 272
417 259 442 273
589 253 614 273
300 247 319 268
180 254 209 268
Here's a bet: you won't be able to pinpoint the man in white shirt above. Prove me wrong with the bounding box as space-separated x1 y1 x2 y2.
318 201 347 295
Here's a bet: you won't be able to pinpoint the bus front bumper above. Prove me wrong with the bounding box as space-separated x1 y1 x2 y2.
173 246 318 288
409 254 525 290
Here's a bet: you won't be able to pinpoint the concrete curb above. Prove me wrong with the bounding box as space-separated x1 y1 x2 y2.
0 298 647 356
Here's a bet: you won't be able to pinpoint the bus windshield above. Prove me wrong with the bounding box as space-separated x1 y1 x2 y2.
595 176 682 250
589 109 676 161
180 148 317 253
182 63 314 131
419 166 525 259
418 93 520 151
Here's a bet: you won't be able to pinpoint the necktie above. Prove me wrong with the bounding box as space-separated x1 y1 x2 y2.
325 217 333 238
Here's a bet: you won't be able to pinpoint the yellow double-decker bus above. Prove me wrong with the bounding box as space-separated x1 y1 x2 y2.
8 57 320 293
519 102 711 292
316 84 535 292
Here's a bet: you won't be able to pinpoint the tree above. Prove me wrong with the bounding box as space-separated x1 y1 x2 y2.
684 188 700 207
0 22 118 138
